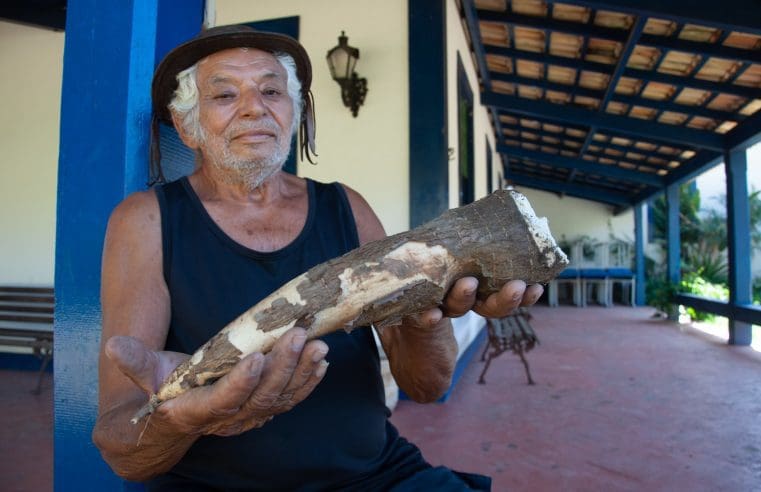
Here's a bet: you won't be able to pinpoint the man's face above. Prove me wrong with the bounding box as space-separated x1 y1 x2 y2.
194 48 295 185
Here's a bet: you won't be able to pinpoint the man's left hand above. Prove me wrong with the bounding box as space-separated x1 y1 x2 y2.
440 277 544 320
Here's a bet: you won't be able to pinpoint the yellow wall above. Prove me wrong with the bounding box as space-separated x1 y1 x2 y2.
0 21 62 284
445 0 502 208
217 0 410 234
0 4 639 286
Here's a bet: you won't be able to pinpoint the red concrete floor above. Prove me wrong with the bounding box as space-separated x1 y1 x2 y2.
0 368 52 492
3 306 761 491
391 306 761 491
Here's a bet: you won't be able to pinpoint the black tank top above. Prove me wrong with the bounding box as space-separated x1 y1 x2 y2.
149 176 401 491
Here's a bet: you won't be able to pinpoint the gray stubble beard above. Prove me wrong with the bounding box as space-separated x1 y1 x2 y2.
199 121 293 191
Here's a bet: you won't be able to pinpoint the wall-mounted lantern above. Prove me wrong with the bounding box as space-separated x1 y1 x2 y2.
326 31 368 117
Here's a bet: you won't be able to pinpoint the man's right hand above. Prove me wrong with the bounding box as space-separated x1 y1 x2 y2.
105 327 329 437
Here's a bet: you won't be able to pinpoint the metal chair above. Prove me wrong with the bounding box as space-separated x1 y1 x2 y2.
606 267 635 306
479 308 538 385
580 268 610 307
548 267 581 306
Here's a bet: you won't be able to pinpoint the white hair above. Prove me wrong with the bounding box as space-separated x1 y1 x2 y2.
168 51 302 142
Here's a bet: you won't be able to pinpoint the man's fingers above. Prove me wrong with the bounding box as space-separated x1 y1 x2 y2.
281 340 328 396
201 353 265 415
105 336 159 394
521 283 544 306
440 276 478 317
242 328 306 411
286 359 329 409
162 352 266 432
474 279 526 318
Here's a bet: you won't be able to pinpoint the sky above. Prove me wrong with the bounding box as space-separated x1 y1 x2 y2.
695 141 761 213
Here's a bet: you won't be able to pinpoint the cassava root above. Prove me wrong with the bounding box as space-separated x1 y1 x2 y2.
130 189 568 423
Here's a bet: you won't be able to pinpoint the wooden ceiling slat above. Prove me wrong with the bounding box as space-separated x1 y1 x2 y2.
484 44 759 99
477 9 761 64
499 143 663 185
464 0 761 207
546 0 761 37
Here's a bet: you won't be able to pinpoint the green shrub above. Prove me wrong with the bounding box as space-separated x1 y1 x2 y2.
679 273 729 321
646 275 678 314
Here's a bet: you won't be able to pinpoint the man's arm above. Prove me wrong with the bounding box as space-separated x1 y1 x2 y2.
92 190 197 480
341 185 543 402
92 191 329 481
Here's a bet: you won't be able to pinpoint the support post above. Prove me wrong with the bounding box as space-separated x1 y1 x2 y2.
634 203 646 305
55 1 203 489
409 0 448 227
665 185 681 320
725 148 753 345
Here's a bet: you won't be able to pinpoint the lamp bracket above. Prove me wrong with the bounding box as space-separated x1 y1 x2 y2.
339 72 368 118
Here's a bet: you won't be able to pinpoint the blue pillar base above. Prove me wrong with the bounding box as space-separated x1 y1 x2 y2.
729 321 752 346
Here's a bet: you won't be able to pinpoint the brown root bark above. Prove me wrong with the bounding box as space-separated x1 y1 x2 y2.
131 189 568 423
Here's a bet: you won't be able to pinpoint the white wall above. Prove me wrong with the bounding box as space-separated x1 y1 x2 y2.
0 21 63 284
518 187 635 248
216 0 410 234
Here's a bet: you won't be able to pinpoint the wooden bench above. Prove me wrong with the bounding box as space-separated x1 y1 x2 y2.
479 307 539 385
0 286 54 393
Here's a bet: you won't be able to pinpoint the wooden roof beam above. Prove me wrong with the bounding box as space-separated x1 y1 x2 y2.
482 91 726 151
477 10 761 65
550 0 761 37
499 143 665 186
484 45 760 101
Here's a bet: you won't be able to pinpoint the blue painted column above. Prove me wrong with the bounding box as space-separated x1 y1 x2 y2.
665 185 681 320
725 148 753 345
409 0 448 227
55 1 203 490
634 203 646 305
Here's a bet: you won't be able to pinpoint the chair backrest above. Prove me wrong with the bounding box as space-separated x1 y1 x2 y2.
579 268 607 279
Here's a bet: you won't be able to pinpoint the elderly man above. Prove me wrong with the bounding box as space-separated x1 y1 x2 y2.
92 25 542 491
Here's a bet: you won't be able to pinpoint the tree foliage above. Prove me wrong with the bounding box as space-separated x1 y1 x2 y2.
647 182 761 316
650 183 761 284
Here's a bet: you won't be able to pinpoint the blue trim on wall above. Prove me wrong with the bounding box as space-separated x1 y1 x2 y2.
409 0 448 227
154 1 206 63
442 325 487 401
0 353 54 372
486 137 493 193
55 1 204 490
457 53 475 206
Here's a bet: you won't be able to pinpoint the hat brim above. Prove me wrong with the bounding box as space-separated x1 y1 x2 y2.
152 27 312 124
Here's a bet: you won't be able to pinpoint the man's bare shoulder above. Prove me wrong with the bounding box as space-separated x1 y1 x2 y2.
337 183 386 245
106 190 161 243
